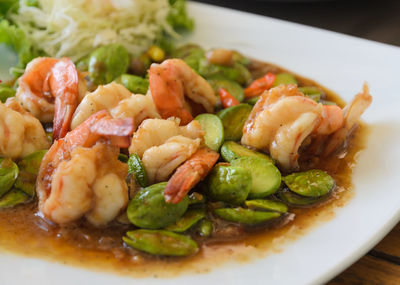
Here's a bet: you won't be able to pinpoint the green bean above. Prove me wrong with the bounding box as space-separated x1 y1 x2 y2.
171 44 205 72
127 154 148 188
117 153 129 163
194 114 224 151
231 157 281 198
245 199 288 213
88 44 130 85
0 85 16 103
283 169 335 197
123 229 198 256
14 150 47 197
165 208 206 232
118 74 149 95
197 219 213 237
218 103 252 141
273 73 298 86
278 187 324 207
0 158 19 197
199 59 251 86
206 164 251 205
220 141 273 163
208 79 244 102
127 182 189 229
0 189 29 209
214 207 281 225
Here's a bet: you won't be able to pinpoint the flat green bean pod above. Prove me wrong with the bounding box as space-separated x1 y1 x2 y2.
127 182 189 229
218 103 252 141
0 158 19 197
14 150 47 196
123 229 198 256
220 141 273 163
299 86 323 102
194 114 224 151
206 164 251 205
283 169 335 197
197 219 213 237
199 59 251 86
214 207 281 225
88 44 130 85
0 86 16 103
118 74 149 95
171 44 205 72
245 199 288 213
208 79 244 102
127 154 148 188
231 157 281 198
278 187 325 207
0 189 29 209
273 73 298 86
165 208 206 232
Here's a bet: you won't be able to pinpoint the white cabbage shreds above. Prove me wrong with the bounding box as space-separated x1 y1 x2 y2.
10 0 176 61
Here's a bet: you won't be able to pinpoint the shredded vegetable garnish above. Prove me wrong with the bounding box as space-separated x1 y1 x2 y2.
9 0 189 61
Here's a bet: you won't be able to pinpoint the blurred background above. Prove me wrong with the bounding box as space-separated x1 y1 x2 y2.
195 0 400 47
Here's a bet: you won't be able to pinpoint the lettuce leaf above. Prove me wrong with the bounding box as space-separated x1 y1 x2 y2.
168 0 194 32
0 0 19 17
0 19 37 77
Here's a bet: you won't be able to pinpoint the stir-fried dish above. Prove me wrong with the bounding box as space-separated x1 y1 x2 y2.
0 43 372 258
0 0 372 272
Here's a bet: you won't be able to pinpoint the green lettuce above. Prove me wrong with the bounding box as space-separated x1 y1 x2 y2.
0 0 18 17
168 0 194 32
0 19 37 77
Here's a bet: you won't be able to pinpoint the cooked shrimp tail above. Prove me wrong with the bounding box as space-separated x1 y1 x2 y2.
322 83 372 156
149 59 217 125
16 57 82 141
164 148 219 204
52 59 80 140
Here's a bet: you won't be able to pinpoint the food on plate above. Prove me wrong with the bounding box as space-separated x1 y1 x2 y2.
0 0 372 273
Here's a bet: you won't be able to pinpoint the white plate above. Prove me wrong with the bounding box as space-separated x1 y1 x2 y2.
1 2 400 285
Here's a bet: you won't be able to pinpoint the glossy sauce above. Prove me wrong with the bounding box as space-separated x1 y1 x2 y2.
0 61 370 278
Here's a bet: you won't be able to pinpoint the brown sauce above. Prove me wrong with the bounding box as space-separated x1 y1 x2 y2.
0 61 370 278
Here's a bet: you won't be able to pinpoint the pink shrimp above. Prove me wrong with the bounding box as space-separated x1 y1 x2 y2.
322 83 372 156
164 148 219 204
36 110 134 214
148 59 217 125
241 84 365 171
16 57 84 140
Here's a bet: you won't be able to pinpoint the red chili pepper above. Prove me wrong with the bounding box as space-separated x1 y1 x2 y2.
244 72 276 98
219 88 240 108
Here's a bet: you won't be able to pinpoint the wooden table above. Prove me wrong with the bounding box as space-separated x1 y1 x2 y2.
328 223 400 284
194 0 400 283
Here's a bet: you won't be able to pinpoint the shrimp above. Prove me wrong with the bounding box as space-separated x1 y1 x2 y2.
0 98 49 158
142 136 202 184
242 84 371 170
16 57 86 140
148 58 217 125
242 85 344 171
36 110 134 226
164 148 219 204
322 83 372 156
71 82 159 130
242 85 323 151
129 118 204 157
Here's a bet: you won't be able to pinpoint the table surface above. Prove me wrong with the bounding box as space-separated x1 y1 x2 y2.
194 0 400 283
